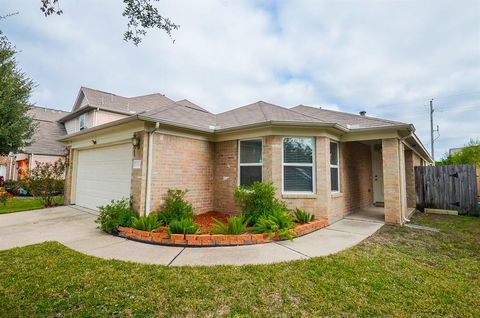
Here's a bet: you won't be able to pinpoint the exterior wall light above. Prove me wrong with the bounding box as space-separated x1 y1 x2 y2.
132 136 140 148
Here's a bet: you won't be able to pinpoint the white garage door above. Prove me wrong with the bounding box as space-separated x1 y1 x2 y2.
75 143 133 210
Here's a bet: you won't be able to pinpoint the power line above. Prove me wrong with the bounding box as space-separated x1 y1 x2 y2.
376 91 480 109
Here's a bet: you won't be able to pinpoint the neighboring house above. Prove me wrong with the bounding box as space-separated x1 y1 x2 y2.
449 147 464 156
60 87 433 225
1 106 69 181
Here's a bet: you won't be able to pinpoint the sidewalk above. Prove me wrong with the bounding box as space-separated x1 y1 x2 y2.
0 206 383 266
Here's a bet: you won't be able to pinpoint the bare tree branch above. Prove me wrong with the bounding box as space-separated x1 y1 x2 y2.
39 0 179 45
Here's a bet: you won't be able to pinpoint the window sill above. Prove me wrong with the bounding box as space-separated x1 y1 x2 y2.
282 193 317 199
331 192 343 198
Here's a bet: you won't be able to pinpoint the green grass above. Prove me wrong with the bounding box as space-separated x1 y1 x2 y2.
0 197 64 214
0 213 479 317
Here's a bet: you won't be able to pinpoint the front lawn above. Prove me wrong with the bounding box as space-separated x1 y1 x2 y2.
0 213 479 317
0 197 64 214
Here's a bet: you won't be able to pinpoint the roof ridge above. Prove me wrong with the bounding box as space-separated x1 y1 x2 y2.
29 105 69 113
81 86 122 97
175 99 211 114
129 92 169 99
286 105 330 123
142 101 186 117
297 105 406 125
257 101 269 121
216 101 264 115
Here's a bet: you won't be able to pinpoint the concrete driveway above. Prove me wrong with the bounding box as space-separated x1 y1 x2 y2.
0 206 383 266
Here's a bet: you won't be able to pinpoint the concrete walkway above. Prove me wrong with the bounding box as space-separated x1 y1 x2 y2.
0 206 383 266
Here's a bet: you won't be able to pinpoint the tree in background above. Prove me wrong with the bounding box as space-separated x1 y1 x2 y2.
0 30 36 156
40 0 179 45
436 139 480 167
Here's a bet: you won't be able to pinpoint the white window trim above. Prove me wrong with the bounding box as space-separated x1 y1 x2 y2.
330 141 340 193
79 114 87 131
282 136 316 194
238 138 263 186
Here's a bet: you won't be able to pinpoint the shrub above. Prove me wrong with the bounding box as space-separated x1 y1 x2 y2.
156 189 194 225
131 214 161 232
252 206 295 240
209 215 250 235
168 217 198 235
4 180 28 196
294 208 314 224
96 198 137 233
0 191 8 206
234 182 286 225
23 159 65 206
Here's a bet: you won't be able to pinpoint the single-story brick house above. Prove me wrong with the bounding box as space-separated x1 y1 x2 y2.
0 106 69 181
61 87 433 225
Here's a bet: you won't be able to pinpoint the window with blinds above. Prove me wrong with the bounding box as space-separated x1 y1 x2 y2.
282 137 315 193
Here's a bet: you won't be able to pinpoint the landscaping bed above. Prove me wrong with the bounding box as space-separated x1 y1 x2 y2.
98 184 328 247
117 214 328 247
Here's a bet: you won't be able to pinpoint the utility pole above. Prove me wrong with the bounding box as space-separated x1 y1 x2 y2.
430 99 435 161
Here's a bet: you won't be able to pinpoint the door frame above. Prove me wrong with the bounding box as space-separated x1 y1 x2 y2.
371 144 384 204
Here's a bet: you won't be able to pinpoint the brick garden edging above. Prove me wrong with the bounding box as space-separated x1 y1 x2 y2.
117 219 328 247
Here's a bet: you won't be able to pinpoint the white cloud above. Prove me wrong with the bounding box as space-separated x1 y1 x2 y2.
1 0 479 158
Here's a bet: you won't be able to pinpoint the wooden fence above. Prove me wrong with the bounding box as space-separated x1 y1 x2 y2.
415 165 478 216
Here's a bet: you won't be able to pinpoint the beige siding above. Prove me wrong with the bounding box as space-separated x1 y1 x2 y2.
64 110 128 135
95 110 128 126
65 118 78 134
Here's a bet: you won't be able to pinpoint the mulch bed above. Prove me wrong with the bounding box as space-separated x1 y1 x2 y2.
194 211 228 233
151 211 229 235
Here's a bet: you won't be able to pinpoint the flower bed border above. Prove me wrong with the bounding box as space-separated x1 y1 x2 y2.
117 219 328 247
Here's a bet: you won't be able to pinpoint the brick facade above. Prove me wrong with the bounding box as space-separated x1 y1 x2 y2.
328 142 374 221
149 133 215 215
213 140 239 214
264 136 372 223
65 130 407 226
405 150 423 209
140 134 376 222
382 138 403 224
130 131 149 216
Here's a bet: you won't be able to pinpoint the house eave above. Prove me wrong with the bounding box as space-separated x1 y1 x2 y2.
214 121 349 134
138 115 215 133
58 105 137 123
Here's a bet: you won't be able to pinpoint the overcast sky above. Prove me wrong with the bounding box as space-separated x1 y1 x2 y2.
2 0 479 159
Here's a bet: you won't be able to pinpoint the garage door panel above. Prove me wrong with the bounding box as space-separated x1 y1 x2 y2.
75 143 133 210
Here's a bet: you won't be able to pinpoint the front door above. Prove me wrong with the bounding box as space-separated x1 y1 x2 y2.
371 144 384 204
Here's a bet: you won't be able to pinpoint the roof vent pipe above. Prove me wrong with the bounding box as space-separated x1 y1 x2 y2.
359 111 366 116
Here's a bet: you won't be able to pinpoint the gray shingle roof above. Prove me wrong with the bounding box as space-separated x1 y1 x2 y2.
24 106 69 156
176 99 211 113
28 106 69 122
141 102 217 131
215 101 321 130
65 87 410 135
291 105 407 129
81 87 175 113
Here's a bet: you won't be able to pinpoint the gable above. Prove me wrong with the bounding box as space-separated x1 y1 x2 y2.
72 89 89 112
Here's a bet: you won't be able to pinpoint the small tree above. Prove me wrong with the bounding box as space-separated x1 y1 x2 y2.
437 139 480 167
24 159 66 207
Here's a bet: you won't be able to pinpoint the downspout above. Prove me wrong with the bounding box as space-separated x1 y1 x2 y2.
144 122 160 215
94 108 99 126
399 131 413 223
